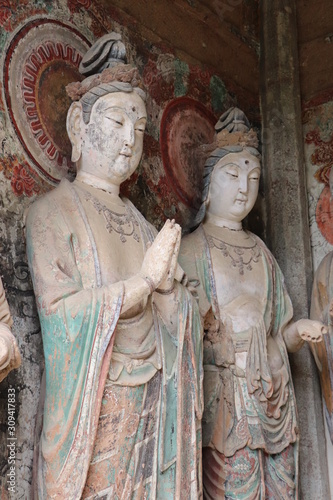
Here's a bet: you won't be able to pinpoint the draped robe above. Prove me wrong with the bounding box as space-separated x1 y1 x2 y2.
179 226 299 499
26 178 203 499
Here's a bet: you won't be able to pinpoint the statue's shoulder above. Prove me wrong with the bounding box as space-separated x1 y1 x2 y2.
26 179 73 223
247 230 273 256
180 226 206 270
181 226 205 252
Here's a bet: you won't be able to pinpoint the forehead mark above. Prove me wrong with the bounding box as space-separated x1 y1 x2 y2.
98 104 147 121
217 161 261 174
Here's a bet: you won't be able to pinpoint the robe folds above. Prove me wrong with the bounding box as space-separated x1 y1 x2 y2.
26 179 203 499
179 226 299 497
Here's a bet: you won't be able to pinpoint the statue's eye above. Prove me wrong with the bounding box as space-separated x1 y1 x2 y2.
249 170 260 181
226 171 238 178
105 114 124 126
135 120 146 133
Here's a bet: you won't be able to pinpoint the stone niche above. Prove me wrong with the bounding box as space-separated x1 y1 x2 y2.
0 1 259 497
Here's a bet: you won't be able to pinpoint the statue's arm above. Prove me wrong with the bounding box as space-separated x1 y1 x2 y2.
282 256 328 353
267 250 327 353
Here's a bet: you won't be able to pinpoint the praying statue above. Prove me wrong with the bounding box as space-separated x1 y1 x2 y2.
179 107 326 499
26 33 203 499
0 276 20 382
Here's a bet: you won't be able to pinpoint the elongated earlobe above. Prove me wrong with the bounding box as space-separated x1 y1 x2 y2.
71 144 81 163
66 102 83 163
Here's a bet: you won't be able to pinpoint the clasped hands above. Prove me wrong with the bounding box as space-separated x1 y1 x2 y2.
139 219 182 294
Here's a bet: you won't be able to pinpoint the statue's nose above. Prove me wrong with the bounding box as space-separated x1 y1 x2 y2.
124 124 135 147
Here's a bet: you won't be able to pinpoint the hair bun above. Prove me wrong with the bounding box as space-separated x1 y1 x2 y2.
215 107 251 134
79 32 127 77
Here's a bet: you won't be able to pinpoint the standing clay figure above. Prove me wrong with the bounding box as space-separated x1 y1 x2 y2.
26 34 203 499
0 276 20 382
310 167 333 441
179 107 326 499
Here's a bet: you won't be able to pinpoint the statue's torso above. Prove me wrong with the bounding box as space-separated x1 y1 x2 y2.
74 180 144 279
192 224 296 457
74 180 160 385
203 224 284 371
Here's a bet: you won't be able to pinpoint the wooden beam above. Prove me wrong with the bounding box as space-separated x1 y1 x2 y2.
98 0 259 110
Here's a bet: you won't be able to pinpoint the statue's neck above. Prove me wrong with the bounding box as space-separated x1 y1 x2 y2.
76 171 120 197
204 212 243 231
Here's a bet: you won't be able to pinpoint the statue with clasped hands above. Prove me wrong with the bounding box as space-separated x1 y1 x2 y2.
26 33 203 499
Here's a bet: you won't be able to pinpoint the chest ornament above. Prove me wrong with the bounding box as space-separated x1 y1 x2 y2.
83 191 140 243
207 234 261 275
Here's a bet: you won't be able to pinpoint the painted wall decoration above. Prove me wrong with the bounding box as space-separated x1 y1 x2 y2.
0 1 237 498
160 97 216 212
4 18 90 183
304 94 333 499
304 98 333 271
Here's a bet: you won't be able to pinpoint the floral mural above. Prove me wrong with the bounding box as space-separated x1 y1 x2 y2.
304 100 333 270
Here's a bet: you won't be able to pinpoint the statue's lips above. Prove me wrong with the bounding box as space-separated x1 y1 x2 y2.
119 147 133 158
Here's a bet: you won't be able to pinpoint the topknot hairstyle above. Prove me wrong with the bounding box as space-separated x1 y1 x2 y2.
66 32 146 124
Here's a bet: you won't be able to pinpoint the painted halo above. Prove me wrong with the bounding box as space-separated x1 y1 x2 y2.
160 97 216 210
4 18 91 184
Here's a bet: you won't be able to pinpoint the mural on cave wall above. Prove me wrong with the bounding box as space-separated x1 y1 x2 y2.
0 1 234 497
303 97 333 271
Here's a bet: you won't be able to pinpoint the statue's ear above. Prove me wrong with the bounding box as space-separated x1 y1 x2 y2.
330 166 333 200
66 101 83 163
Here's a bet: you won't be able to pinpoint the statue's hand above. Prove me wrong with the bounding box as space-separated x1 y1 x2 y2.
296 319 328 343
156 227 182 292
140 219 181 291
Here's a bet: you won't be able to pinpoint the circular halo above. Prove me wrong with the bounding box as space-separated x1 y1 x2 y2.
4 18 91 184
160 97 216 209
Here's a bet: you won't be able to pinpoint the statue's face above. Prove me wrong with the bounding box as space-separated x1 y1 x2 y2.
79 91 147 185
207 150 260 223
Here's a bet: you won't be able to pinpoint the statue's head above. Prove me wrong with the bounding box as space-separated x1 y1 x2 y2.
66 33 147 186
193 107 261 226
